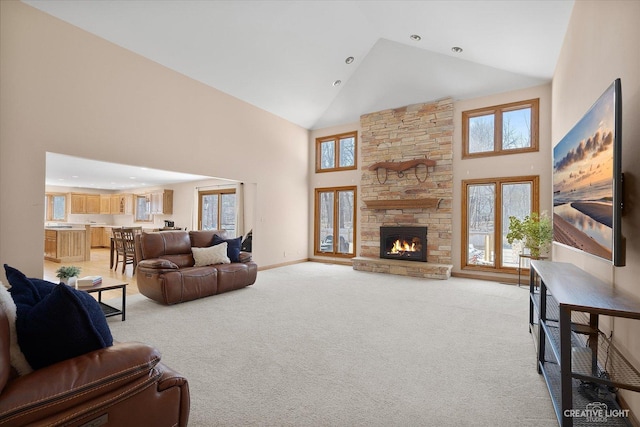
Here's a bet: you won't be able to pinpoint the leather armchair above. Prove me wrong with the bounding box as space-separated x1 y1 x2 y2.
0 306 190 426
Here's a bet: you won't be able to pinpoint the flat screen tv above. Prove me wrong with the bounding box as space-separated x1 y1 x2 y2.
553 78 624 266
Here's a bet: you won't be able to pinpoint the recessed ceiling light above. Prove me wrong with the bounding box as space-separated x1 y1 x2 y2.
451 46 463 53
333 80 342 87
410 34 421 41
345 56 354 64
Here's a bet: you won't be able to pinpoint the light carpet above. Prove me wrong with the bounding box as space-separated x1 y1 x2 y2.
107 262 556 426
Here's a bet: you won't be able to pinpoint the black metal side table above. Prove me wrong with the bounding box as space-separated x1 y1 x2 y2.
517 254 547 287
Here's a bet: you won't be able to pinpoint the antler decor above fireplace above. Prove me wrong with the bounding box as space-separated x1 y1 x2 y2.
368 158 436 184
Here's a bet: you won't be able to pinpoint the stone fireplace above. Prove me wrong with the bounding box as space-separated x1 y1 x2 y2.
352 98 454 280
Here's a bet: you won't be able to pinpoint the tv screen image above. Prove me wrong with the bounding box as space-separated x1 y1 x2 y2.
552 79 623 265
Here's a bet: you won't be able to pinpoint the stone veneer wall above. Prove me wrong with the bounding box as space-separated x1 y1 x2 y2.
359 98 454 266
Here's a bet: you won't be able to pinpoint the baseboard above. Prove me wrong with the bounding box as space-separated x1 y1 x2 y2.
309 258 353 267
452 271 519 285
258 259 309 271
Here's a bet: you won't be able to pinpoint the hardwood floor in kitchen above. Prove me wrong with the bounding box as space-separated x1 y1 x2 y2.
43 248 140 297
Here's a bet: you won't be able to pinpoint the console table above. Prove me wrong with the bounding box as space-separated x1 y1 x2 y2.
529 260 639 426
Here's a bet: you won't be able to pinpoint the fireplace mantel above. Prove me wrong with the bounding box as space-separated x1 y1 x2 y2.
363 198 442 209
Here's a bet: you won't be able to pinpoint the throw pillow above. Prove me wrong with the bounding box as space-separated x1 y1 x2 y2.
192 243 230 266
4 265 113 370
0 283 32 375
212 235 242 263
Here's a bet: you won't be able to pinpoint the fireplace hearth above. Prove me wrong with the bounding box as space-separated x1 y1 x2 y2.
380 226 427 262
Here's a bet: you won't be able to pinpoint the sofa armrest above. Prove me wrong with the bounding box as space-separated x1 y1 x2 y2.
0 342 161 425
238 251 252 263
138 259 179 270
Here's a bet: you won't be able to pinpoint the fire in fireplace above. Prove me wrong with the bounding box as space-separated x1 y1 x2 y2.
380 226 427 262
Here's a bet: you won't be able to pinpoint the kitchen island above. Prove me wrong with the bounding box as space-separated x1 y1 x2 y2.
44 224 91 263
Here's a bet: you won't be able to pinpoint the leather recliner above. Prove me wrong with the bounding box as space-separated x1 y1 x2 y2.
135 230 258 305
0 306 190 426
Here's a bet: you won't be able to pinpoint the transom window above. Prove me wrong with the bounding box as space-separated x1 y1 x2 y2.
315 131 357 172
314 186 356 257
462 176 539 272
462 99 539 158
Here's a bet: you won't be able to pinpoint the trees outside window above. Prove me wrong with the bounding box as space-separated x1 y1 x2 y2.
462 176 539 271
45 193 66 221
463 99 539 158
316 132 357 172
199 189 236 237
314 186 356 257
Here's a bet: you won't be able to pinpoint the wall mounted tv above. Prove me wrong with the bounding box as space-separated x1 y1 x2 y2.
553 78 624 266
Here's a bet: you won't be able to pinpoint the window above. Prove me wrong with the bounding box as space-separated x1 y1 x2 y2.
462 176 539 271
134 195 152 222
462 99 539 158
314 186 356 257
45 193 67 221
198 189 236 236
315 131 357 172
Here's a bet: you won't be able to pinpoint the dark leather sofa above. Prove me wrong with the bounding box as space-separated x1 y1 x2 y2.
0 305 190 426
135 230 258 305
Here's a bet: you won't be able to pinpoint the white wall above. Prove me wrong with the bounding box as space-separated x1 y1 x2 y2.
0 1 309 279
551 0 640 416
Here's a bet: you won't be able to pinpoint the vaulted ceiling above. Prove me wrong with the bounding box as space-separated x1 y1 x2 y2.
24 0 575 131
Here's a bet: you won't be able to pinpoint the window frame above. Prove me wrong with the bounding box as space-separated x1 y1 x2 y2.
45 193 67 222
315 131 358 173
198 188 236 234
462 98 539 159
461 175 539 273
314 186 357 258
134 194 153 222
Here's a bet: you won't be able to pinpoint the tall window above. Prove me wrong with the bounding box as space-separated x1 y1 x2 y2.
316 131 357 172
199 189 236 236
462 176 539 271
45 193 66 221
314 186 356 257
462 99 539 158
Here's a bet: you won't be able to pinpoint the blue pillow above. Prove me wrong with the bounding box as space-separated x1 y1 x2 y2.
212 235 242 263
4 265 113 370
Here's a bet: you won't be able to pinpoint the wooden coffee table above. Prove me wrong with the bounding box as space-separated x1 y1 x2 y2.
79 281 127 321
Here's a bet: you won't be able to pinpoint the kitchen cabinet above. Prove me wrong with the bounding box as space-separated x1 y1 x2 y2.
110 194 132 215
149 190 173 215
70 193 87 214
44 226 91 262
91 226 113 248
90 227 101 247
44 230 58 259
100 195 111 214
69 193 100 214
103 227 113 246
86 194 100 214
91 227 104 248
